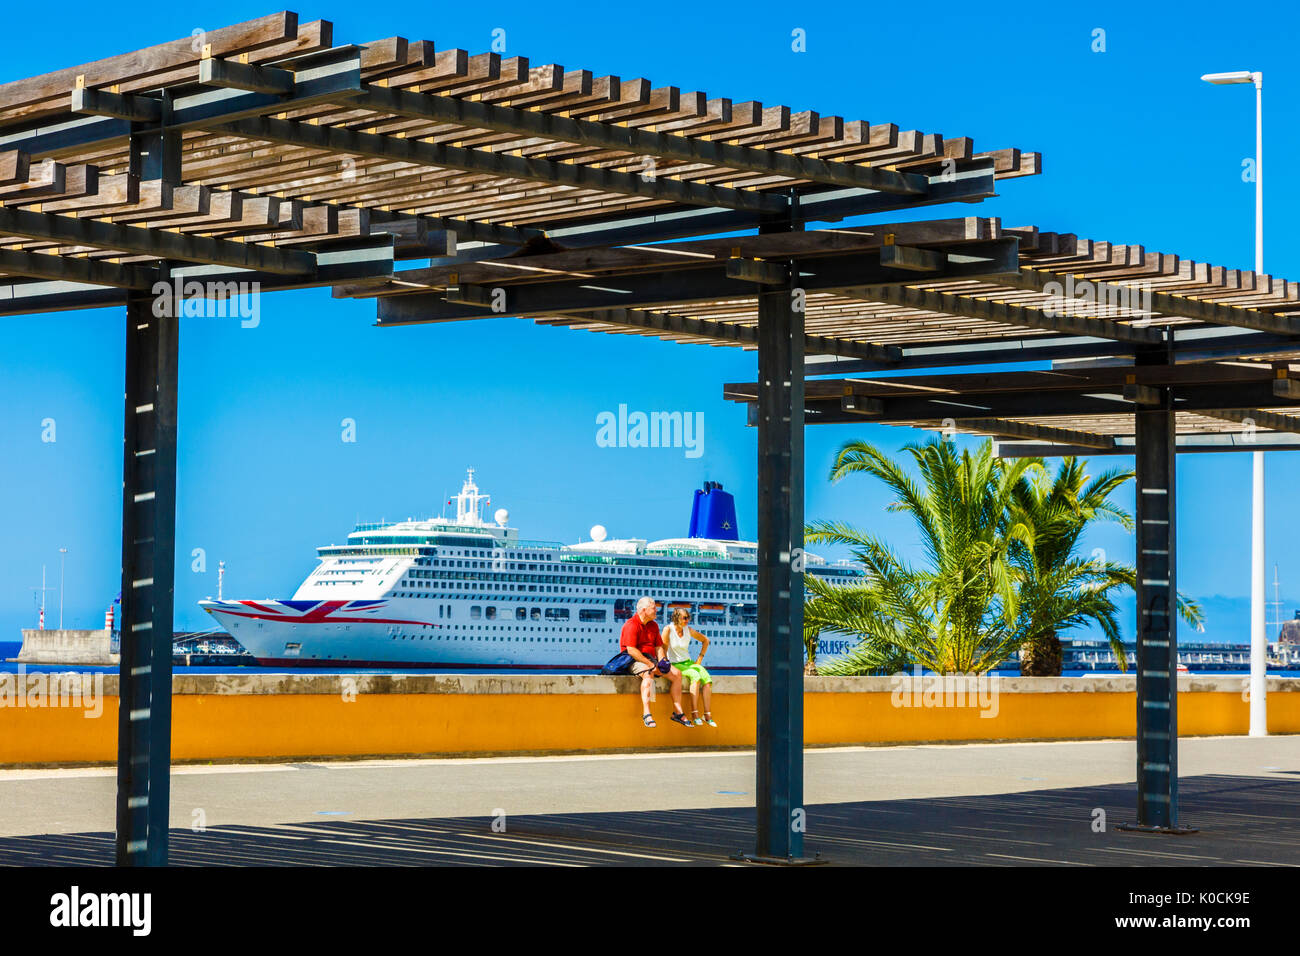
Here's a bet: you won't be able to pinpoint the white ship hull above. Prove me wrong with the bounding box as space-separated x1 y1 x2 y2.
201 597 772 670
200 472 858 669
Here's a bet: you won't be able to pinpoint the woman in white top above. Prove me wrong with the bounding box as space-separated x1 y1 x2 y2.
663 607 716 727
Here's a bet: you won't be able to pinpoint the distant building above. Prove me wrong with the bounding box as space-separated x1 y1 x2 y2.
1280 612 1300 649
1280 613 1300 666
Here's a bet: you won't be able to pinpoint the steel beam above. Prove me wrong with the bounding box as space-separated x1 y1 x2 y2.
879 243 947 272
751 199 808 864
806 335 1136 376
848 284 1166 344
169 47 364 131
1005 266 1300 337
1274 378 1300 399
797 393 1129 422
0 249 152 289
753 378 1300 425
115 281 179 866
0 114 132 158
356 86 929 197
1200 407 1300 435
0 238 394 316
538 163 999 248
211 116 788 214
422 163 998 257
804 334 899 363
0 280 122 314
128 112 181 184
1124 381 1162 405
50 48 365 153
995 434 1300 457
1124 367 1188 832
551 307 899 363
377 212 540 248
840 394 884 416
375 239 1019 325
71 87 162 123
198 56 294 95
807 322 1300 376
950 417 1117 449
0 205 315 275
726 258 789 285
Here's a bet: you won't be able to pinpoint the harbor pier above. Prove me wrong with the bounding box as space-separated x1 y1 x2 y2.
11 629 117 666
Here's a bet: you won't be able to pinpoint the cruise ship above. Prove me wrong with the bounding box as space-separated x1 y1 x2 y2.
199 470 860 669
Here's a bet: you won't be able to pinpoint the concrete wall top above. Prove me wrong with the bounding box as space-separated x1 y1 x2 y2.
61 673 1300 696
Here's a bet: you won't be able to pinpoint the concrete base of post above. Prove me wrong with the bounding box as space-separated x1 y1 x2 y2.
731 851 827 865
1116 823 1199 835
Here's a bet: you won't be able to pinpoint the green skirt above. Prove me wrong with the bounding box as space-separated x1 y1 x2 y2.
674 658 712 687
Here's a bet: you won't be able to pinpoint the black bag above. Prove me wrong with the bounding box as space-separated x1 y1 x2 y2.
599 651 635 675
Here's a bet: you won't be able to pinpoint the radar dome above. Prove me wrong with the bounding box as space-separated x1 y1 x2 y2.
494 508 509 526
590 524 608 542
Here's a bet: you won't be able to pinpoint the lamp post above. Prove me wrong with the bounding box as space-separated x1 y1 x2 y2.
1202 69 1265 736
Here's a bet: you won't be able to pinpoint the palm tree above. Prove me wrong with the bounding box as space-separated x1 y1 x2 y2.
805 438 1040 675
804 438 1204 676
1009 457 1204 675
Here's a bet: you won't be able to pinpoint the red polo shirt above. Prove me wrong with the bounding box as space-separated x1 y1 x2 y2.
620 615 661 657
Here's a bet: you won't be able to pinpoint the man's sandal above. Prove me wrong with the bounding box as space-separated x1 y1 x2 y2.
669 712 693 728
642 714 657 728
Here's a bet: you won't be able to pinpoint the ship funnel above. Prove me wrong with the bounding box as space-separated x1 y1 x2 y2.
688 481 739 541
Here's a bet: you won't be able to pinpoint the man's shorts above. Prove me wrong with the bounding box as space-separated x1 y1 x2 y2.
629 660 655 676
674 658 712 688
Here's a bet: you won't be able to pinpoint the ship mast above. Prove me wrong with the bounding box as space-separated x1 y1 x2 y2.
454 468 491 525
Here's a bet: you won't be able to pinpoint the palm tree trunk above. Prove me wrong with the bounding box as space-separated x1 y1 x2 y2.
1020 629 1063 676
803 629 819 675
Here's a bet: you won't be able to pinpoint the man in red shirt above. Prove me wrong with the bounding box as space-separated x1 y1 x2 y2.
620 596 691 728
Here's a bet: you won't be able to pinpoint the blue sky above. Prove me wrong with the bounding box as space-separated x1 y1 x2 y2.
2 0 1298 643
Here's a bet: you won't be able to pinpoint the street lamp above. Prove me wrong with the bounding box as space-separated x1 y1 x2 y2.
1202 69 1265 737
58 547 68 630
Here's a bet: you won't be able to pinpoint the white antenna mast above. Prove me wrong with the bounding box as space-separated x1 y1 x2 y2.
30 564 54 630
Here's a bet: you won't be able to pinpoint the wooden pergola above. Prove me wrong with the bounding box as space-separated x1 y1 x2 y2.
4 11 1289 862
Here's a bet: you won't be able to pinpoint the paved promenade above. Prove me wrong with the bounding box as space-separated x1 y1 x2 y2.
2 736 1298 865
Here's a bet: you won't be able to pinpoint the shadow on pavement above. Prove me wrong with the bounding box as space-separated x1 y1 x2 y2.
2 774 1297 866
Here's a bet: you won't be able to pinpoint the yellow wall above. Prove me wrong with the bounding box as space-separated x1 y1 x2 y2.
3 689 1298 765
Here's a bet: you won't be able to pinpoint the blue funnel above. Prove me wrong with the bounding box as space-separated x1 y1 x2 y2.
689 482 739 541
